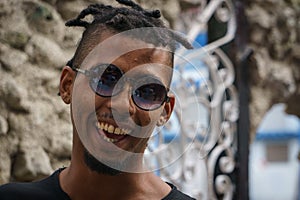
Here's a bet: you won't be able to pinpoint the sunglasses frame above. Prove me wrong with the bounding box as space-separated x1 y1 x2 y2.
71 64 170 111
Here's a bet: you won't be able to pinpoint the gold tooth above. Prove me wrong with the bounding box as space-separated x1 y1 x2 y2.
98 122 131 136
108 125 114 133
118 129 125 135
114 127 121 135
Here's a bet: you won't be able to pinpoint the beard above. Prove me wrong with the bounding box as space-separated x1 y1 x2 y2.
83 147 145 175
83 148 123 176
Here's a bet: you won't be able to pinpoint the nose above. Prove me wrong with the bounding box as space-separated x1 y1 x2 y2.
109 83 136 118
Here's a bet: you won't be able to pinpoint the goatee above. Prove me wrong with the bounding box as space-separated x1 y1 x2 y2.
83 149 123 176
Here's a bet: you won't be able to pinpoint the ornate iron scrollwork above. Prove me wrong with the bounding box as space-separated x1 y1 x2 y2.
145 1 237 199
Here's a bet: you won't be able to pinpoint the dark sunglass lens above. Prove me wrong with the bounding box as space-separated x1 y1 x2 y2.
90 65 122 96
133 83 167 110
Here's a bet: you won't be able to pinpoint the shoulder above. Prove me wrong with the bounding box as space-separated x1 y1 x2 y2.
163 182 196 200
0 169 69 200
0 181 50 200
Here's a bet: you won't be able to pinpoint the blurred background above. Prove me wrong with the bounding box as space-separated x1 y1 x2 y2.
0 0 299 199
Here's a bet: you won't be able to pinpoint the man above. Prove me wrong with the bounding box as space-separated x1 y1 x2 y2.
0 0 195 199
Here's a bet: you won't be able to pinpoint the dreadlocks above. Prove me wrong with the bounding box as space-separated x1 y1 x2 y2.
65 0 192 68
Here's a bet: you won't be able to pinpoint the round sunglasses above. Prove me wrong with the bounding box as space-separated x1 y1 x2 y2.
71 64 170 111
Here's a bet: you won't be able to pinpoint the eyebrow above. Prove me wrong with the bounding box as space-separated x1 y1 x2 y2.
127 72 164 83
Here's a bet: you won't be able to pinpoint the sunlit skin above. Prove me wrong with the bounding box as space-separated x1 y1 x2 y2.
58 31 176 199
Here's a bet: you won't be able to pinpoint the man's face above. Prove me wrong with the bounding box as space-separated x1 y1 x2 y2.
66 33 175 173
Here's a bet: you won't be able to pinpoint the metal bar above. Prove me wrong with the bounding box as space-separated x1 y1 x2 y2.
234 0 251 199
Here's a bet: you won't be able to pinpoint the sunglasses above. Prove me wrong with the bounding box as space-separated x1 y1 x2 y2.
71 63 170 111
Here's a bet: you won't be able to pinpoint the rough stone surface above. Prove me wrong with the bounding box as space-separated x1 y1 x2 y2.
0 154 11 184
246 0 300 140
0 0 299 184
12 146 53 181
0 78 30 112
25 34 67 69
0 115 9 135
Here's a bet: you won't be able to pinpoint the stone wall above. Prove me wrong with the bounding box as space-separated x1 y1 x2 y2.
0 0 77 183
245 0 300 140
0 0 299 184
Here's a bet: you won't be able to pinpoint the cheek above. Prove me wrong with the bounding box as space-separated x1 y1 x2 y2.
136 109 163 136
131 137 149 153
73 93 93 112
137 110 160 127
71 80 96 122
142 115 152 126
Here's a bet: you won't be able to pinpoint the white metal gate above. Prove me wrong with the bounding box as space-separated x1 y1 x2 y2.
145 1 238 199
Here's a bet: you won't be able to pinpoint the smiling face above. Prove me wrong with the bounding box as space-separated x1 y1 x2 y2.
60 30 175 174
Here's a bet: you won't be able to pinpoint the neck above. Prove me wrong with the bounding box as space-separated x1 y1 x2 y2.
59 156 170 200
59 130 171 199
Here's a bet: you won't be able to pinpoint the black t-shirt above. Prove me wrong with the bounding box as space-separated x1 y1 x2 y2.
0 169 196 200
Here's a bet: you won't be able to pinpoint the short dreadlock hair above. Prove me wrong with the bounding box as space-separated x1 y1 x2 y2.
65 0 192 68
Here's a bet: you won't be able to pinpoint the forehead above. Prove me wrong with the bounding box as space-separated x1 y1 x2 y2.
114 48 172 72
80 32 174 85
81 30 173 70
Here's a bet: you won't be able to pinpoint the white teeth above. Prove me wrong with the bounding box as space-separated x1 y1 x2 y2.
103 136 118 143
96 122 101 129
104 123 108 131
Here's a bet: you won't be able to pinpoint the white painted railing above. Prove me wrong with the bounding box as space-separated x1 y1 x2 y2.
146 1 238 199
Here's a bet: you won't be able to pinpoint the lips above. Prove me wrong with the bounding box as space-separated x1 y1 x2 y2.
96 122 132 143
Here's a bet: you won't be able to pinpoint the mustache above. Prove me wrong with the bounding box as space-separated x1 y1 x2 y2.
98 112 113 119
97 111 142 127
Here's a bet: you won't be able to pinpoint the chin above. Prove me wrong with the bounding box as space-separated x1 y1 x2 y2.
83 146 146 174
84 149 123 176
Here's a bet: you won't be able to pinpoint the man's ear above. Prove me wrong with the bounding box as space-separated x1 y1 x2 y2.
59 66 75 104
157 94 175 126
